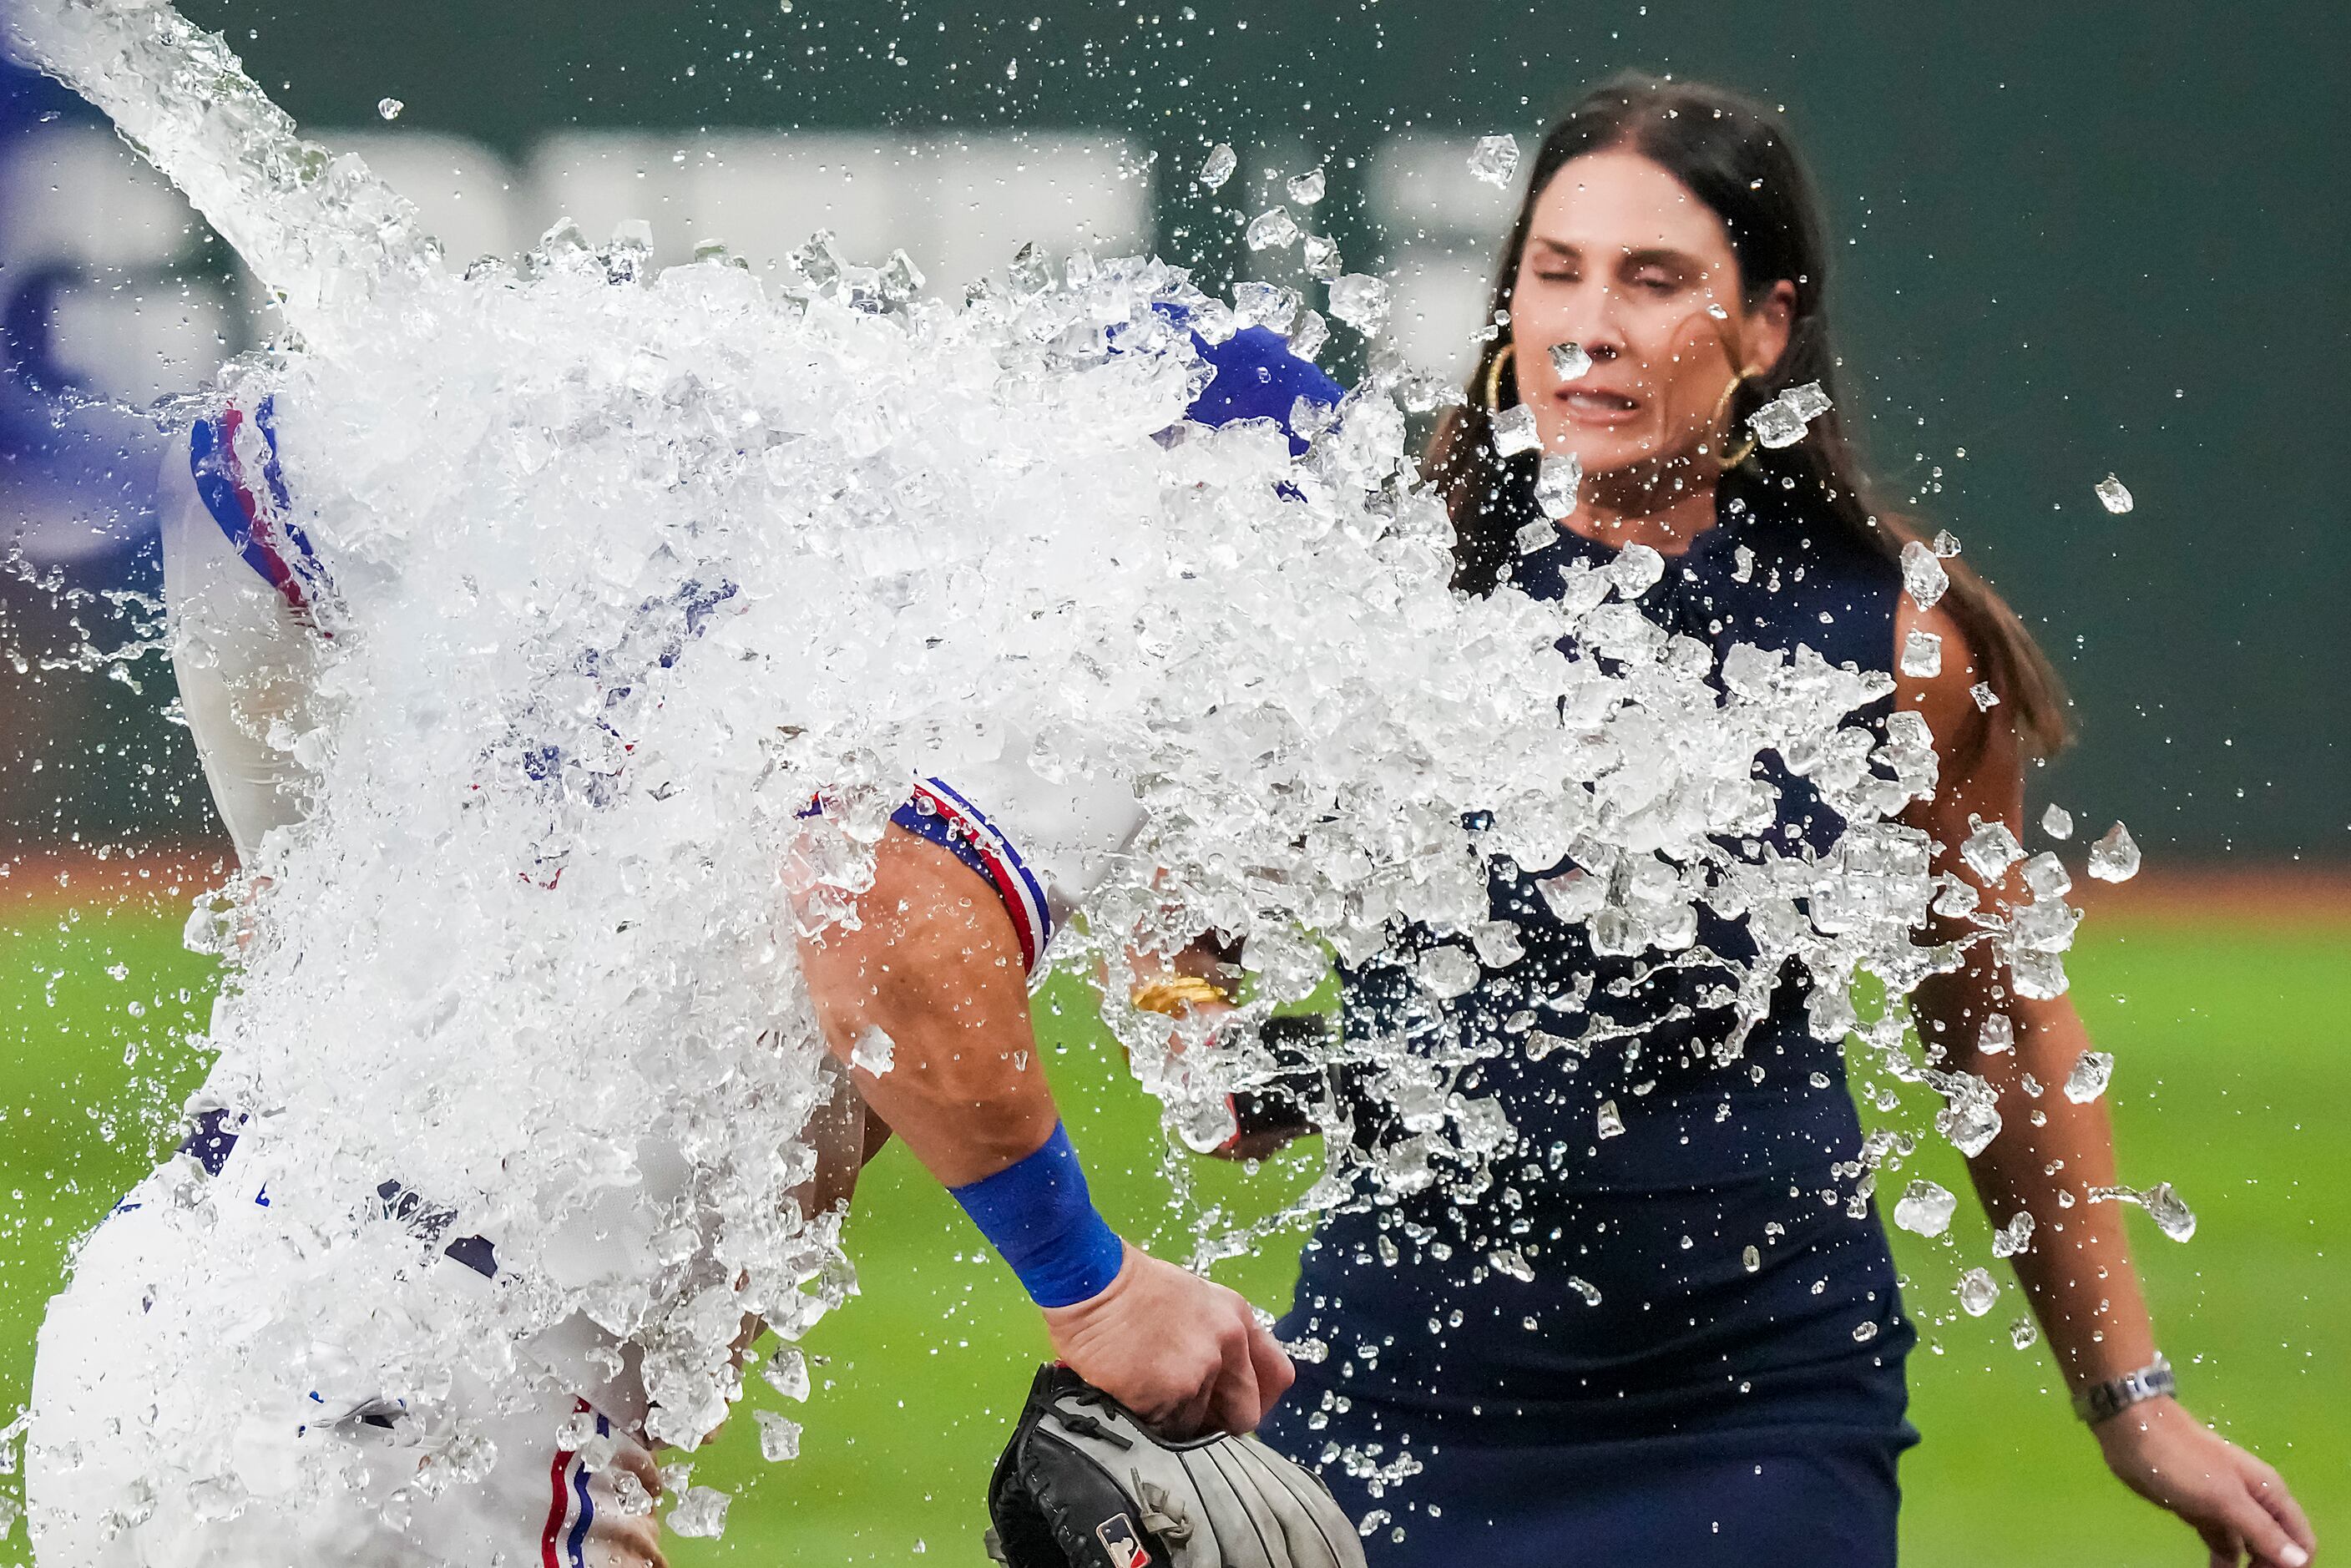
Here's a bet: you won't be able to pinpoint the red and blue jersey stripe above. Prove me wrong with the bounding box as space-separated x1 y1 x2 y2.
188 396 330 622
540 1400 607 1568
890 780 1054 974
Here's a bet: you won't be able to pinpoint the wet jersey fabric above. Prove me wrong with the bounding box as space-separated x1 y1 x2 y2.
1261 473 1918 1566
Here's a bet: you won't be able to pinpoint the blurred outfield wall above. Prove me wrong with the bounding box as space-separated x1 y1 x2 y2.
1 0 2343 860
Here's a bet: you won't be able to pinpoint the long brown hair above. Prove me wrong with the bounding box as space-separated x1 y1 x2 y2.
1428 73 2071 760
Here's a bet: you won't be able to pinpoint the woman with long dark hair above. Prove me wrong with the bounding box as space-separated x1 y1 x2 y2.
1254 75 2316 1567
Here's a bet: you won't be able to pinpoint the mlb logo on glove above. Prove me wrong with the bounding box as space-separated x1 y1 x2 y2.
1096 1513 1152 1568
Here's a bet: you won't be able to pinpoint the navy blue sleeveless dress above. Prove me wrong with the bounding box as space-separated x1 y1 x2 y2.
1260 476 1919 1566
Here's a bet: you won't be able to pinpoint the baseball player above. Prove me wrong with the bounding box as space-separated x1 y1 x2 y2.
25 322 1342 1567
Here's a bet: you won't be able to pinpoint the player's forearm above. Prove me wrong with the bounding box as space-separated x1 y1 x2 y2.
795 826 1058 1186
1927 979 2158 1386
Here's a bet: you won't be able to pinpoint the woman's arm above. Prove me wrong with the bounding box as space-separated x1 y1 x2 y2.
1897 599 2314 1568
1897 604 2156 1388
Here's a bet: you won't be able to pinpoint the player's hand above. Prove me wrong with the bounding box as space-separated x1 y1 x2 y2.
590 1440 668 1567
2094 1397 2315 1567
1039 1244 1292 1439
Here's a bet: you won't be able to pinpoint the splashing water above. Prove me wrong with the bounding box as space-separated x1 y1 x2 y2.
3 0 2159 1545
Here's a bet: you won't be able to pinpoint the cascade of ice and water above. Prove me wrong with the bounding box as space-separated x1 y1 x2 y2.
0 0 2136 1542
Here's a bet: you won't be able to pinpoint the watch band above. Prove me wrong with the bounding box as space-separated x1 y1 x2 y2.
2072 1353 2176 1424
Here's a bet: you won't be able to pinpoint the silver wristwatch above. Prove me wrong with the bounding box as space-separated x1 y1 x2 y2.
2073 1353 2176 1424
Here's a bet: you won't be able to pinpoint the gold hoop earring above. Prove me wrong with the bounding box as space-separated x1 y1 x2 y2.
1711 365 1762 470
1481 342 1516 412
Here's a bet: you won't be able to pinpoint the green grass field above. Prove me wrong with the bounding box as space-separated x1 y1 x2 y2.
2 892 2343 1565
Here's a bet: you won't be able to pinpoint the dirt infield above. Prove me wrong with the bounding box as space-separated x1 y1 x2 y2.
7 841 2347 933
2068 863 2351 930
1 842 234 922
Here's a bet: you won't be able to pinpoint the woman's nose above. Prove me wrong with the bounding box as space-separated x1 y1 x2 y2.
1554 284 1629 362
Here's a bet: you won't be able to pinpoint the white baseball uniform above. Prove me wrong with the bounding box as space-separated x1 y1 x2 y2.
25 397 1146 1566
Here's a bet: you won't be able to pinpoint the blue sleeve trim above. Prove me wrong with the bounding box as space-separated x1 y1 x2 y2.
947 1121 1125 1308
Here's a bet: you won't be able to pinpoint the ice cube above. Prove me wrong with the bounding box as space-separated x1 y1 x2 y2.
2086 822 2141 883
1327 273 1391 334
1534 453 1582 517
1233 281 1301 336
1977 1014 2015 1055
1514 518 1555 555
1781 381 1832 421
1246 207 1301 250
1006 240 1052 296
1469 919 1524 969
1302 234 1342 281
761 1347 810 1402
1290 310 1329 360
1487 1246 1534 1282
791 227 843 286
377 97 404 121
1893 1178 1957 1237
2040 803 2074 840
1956 1267 1998 1317
1969 681 2000 711
2010 1317 2040 1349
1899 539 1949 610
1990 1209 2035 1258
1286 168 1327 205
1935 1085 2001 1157
2010 949 2069 1000
1417 945 1482 999
1933 878 1980 919
755 1409 802 1462
1566 1275 1603 1306
1596 1100 1625 1140
2020 852 2072 900
2062 1050 2114 1104
850 1024 895 1076
1932 529 1962 558
1607 543 1665 598
1490 403 1541 458
1899 630 1943 678
1535 867 1605 921
1742 1244 1762 1272
2094 473 2134 514
1200 142 1237 190
1959 818 2023 883
1468 134 1520 187
1747 398 1808 449
2013 898 2083 956
1853 1321 1880 1343
668 1486 732 1539
879 248 925 303
1547 341 1592 382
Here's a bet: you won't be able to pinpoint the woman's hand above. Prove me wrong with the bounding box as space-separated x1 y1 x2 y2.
2094 1397 2315 1567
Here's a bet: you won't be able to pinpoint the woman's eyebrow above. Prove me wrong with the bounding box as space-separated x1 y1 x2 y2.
1617 245 1703 274
1524 236 1581 263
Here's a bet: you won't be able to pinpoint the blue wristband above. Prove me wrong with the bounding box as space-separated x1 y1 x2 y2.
948 1122 1126 1308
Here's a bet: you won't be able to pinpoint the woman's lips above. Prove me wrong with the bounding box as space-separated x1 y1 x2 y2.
1554 386 1643 427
